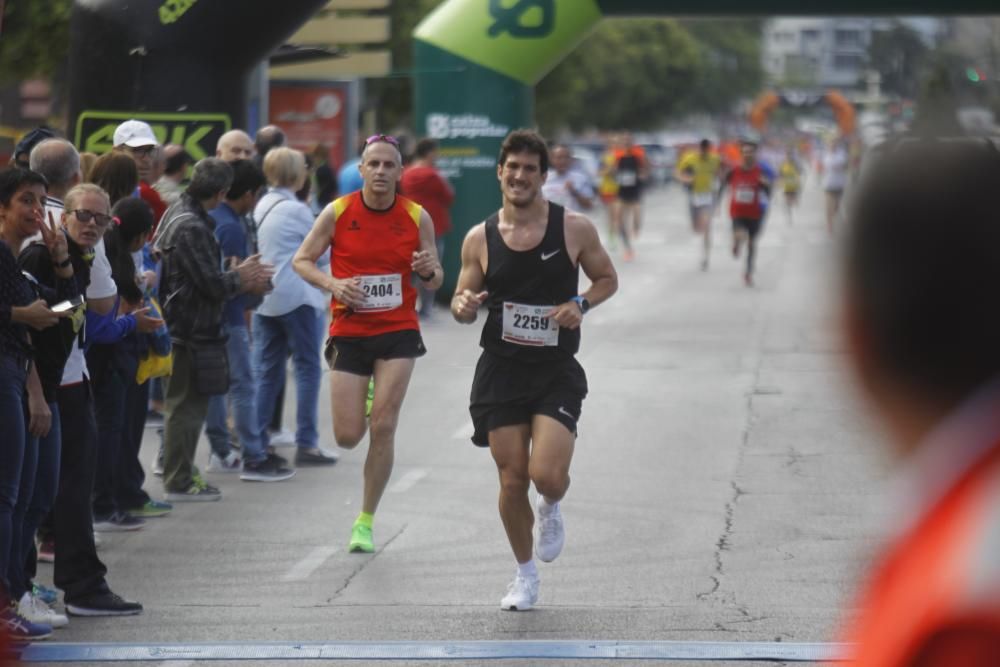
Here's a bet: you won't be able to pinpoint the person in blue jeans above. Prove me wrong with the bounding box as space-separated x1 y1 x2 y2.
253 148 338 466
206 160 294 481
1 167 76 638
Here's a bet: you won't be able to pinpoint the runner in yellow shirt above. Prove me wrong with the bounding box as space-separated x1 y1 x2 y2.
778 148 802 225
675 139 722 270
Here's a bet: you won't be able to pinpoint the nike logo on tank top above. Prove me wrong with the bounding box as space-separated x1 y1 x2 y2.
479 203 580 361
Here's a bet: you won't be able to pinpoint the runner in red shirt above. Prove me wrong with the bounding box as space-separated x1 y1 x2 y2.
400 138 454 317
720 136 771 287
293 134 443 554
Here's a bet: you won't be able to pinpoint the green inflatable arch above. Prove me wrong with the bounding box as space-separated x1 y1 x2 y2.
414 0 994 295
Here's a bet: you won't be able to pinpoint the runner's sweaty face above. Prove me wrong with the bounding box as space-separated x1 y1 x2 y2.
498 150 544 208
360 142 402 197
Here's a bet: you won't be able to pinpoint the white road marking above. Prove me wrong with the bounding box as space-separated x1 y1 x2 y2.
451 422 474 440
388 468 428 494
281 545 339 582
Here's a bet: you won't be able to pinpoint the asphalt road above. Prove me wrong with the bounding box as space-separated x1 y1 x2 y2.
27 178 895 666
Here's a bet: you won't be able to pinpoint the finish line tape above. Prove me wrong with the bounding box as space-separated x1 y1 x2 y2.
18 640 849 662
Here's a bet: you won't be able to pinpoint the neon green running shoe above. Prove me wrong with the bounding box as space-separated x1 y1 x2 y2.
348 522 374 553
365 377 375 418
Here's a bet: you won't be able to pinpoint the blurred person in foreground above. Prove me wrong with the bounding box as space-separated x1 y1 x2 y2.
400 138 454 318
836 140 1000 666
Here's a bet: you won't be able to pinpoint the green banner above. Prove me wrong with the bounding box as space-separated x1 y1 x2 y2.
75 110 231 159
413 40 532 299
414 0 602 85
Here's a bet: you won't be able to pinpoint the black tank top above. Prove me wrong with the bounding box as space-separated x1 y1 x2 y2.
479 203 580 361
616 153 641 194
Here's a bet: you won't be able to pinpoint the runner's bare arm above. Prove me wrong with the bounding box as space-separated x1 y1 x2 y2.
548 212 618 330
569 211 618 309
294 208 365 307
293 205 337 292
411 208 443 291
451 223 488 324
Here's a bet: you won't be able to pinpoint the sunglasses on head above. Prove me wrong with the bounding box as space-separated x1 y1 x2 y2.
365 134 399 147
70 209 113 227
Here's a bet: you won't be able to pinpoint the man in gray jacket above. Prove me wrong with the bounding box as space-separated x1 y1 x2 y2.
154 158 273 501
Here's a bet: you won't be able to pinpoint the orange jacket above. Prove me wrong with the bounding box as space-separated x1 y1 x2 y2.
840 432 1000 666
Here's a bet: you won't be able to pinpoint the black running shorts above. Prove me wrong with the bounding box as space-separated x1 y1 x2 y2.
617 186 642 203
469 351 588 447
325 329 426 376
732 217 763 238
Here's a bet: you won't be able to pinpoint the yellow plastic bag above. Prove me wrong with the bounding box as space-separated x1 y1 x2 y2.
136 350 173 384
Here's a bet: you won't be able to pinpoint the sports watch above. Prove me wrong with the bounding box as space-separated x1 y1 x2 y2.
571 295 590 315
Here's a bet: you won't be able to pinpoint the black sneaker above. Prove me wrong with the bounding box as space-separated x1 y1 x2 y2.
240 455 296 482
266 450 289 468
93 512 145 533
66 591 142 617
294 447 340 466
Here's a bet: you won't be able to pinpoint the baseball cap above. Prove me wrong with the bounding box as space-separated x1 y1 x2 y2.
14 126 57 163
113 119 159 148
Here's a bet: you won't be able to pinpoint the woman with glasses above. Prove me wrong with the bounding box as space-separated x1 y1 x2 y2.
0 168 76 639
32 184 143 617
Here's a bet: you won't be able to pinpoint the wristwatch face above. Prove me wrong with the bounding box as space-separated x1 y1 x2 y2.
581 298 590 313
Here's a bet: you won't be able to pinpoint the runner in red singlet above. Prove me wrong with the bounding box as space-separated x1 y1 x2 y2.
293 134 443 553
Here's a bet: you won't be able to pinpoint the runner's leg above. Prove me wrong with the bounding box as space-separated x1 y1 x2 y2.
528 415 575 503
362 357 415 515
489 424 533 563
330 371 369 448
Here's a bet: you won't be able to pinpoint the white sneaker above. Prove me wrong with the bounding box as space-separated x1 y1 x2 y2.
500 574 539 611
18 592 68 628
206 451 241 473
269 428 296 448
535 497 565 563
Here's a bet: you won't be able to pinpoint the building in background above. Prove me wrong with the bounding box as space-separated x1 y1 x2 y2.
762 17 945 90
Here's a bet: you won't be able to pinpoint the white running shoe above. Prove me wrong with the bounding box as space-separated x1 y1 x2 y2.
18 592 68 628
500 574 539 611
269 428 296 448
206 451 241 473
534 497 565 563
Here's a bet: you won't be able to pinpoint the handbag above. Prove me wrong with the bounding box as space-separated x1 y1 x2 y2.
189 337 230 396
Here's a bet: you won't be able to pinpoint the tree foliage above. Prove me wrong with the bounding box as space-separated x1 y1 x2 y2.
536 18 763 133
867 23 930 99
0 0 72 83
364 0 444 131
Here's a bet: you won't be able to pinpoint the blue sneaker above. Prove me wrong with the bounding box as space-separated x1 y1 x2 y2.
1 604 52 640
31 583 58 606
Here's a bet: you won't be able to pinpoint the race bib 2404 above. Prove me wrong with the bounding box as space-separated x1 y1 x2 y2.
356 273 402 312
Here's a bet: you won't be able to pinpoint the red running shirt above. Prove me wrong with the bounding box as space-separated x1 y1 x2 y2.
727 165 765 220
328 191 423 338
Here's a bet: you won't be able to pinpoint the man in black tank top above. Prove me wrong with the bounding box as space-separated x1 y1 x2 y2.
452 130 618 611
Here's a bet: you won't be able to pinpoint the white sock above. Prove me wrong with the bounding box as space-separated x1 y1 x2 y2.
537 495 559 515
517 559 538 580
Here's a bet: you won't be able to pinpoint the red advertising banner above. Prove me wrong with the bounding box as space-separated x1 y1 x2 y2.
269 82 351 169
